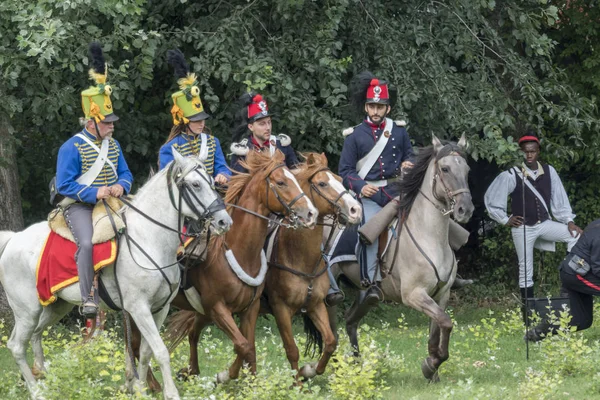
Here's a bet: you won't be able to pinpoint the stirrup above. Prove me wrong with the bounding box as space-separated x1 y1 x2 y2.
80 300 98 318
325 291 345 307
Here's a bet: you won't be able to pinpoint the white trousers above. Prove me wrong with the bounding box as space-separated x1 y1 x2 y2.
511 220 578 288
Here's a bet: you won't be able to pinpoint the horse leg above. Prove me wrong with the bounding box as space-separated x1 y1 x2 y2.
345 290 374 356
404 288 453 382
211 302 254 384
31 300 73 378
180 313 210 378
435 291 453 373
327 303 339 342
128 306 180 400
7 308 43 398
301 302 337 379
127 318 161 394
219 298 261 382
271 300 301 382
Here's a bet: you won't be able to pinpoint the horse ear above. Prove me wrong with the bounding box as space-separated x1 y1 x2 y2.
457 133 468 150
432 135 443 153
172 147 187 167
320 152 328 166
306 153 316 165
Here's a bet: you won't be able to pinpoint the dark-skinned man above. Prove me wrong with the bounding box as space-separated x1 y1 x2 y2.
484 133 582 316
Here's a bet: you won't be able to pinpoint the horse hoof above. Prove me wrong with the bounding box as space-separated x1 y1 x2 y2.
176 367 190 381
299 362 318 379
421 358 439 382
216 371 230 384
31 365 46 380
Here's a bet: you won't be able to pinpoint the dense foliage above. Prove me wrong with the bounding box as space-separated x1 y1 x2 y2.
2 0 599 287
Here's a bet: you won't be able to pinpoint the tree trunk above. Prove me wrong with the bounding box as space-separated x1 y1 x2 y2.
0 117 22 323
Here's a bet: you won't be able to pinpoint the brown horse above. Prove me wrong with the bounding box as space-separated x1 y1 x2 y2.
132 149 317 390
263 153 361 383
166 153 362 385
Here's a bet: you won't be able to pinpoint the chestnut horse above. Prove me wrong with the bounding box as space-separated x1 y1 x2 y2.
160 153 362 386
133 149 317 389
262 153 361 382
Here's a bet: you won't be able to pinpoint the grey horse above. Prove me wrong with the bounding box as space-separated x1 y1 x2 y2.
326 134 474 382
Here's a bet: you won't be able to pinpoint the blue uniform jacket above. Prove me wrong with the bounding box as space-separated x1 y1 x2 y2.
57 128 133 204
230 134 299 174
339 119 413 207
158 132 230 177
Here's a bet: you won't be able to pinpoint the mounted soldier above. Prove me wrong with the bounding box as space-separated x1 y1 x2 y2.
55 42 133 317
336 71 414 305
158 49 230 186
229 92 299 173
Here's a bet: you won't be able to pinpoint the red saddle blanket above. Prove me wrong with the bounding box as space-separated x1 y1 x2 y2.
36 231 117 306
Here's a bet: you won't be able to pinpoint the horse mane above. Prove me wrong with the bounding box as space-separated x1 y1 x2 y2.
294 153 329 184
397 142 465 217
208 150 286 262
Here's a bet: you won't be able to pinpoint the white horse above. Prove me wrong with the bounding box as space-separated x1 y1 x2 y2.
0 150 232 400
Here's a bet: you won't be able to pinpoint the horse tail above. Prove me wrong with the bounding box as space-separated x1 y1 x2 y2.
0 231 15 260
302 313 323 358
164 310 197 353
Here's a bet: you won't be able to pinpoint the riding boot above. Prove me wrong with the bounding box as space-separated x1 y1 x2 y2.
364 282 383 306
520 286 534 325
525 319 557 342
325 291 345 307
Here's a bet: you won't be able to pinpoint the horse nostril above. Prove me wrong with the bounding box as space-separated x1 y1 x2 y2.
308 211 315 220
458 207 464 215
349 206 358 216
218 219 227 227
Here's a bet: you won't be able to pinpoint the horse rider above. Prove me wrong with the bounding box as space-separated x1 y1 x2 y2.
484 133 582 317
158 49 230 187
229 92 299 173
55 42 133 318
526 219 600 341
337 71 414 306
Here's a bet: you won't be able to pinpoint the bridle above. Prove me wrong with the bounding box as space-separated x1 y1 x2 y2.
419 147 470 216
226 163 308 229
307 167 352 224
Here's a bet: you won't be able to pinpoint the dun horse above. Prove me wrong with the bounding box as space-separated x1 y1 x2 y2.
0 151 232 400
327 135 473 382
139 149 317 387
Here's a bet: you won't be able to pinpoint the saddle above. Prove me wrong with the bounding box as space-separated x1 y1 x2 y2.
47 197 125 244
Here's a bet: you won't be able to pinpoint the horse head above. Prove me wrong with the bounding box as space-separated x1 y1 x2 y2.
237 149 318 228
431 134 474 223
171 149 233 235
298 152 361 226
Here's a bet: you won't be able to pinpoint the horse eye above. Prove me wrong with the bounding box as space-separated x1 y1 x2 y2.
441 167 450 173
277 181 285 186
318 182 327 187
192 181 201 188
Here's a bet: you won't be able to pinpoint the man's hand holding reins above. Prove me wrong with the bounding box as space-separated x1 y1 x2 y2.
109 184 124 198
96 186 111 200
215 173 228 185
361 184 379 198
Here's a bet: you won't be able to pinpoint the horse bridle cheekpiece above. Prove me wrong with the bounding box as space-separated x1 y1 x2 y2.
308 167 351 224
167 161 226 236
265 163 306 227
432 145 470 216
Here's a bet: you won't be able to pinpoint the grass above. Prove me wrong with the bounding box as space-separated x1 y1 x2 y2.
1 287 600 399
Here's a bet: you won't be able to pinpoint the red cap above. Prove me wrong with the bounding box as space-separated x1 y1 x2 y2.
247 94 270 123
366 79 390 104
518 135 540 145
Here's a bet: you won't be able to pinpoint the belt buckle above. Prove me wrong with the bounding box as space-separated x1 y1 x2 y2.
577 258 586 267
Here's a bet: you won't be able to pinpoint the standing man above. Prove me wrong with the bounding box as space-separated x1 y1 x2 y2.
484 133 582 310
338 71 414 305
229 92 298 173
158 49 230 185
56 43 133 317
